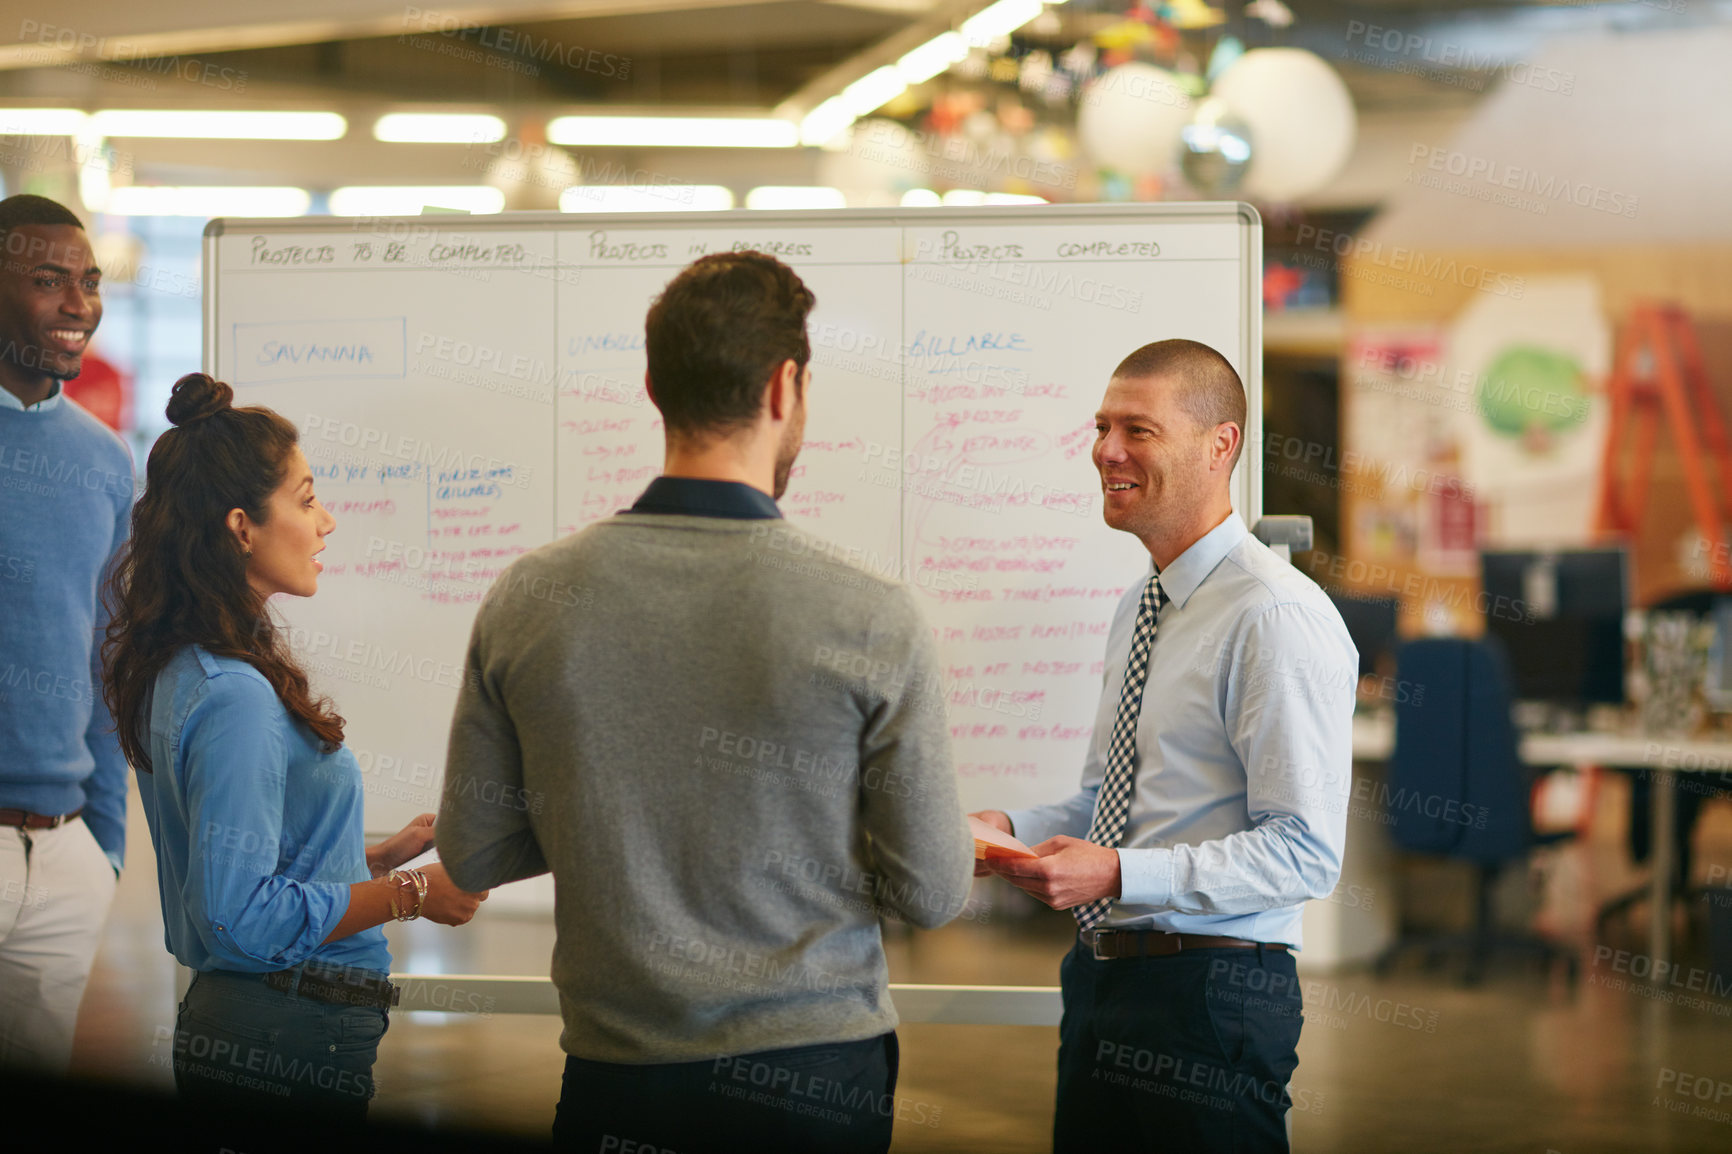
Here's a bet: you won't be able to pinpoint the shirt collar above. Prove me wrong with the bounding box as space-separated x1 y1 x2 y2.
0 380 64 412
629 476 783 520
1155 512 1246 610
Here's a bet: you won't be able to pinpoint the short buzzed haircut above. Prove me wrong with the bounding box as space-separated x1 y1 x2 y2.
0 194 87 277
1113 339 1246 470
0 193 84 237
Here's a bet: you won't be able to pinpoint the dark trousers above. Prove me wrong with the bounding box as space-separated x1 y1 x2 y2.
174 968 387 1124
1054 942 1303 1154
553 1032 899 1153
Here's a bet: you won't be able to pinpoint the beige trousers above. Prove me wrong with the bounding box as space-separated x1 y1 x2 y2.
0 818 117 1073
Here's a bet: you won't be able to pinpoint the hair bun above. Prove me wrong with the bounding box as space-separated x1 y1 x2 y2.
166 373 234 426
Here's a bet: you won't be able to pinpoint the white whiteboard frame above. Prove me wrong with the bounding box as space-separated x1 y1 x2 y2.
197 205 1270 1018
203 202 1263 522
200 202 1265 844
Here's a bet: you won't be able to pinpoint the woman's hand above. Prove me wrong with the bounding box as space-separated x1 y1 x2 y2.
418 863 488 926
326 858 487 943
367 813 437 877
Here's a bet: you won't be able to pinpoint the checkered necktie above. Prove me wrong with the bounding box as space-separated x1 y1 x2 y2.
1074 574 1167 933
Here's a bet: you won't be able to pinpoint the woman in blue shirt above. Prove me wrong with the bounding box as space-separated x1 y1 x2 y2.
101 373 486 1121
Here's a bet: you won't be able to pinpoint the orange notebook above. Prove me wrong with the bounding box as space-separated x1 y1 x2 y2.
969 815 1039 860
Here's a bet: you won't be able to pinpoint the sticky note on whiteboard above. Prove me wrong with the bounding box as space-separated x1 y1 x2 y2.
232 317 407 385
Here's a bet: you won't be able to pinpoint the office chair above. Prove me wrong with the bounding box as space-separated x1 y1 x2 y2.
1373 636 1580 986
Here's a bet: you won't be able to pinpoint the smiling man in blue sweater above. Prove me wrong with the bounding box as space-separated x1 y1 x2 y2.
0 194 133 1074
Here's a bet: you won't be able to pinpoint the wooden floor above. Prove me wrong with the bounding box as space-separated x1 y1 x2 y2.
65 773 1732 1152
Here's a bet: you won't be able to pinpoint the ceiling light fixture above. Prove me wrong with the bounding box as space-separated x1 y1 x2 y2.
103 186 312 217
897 34 970 85
798 0 1068 149
798 99 854 148
373 113 507 143
840 66 908 117
960 0 1049 45
0 109 88 135
90 110 346 140
560 185 735 212
548 116 798 149
940 189 1049 205
329 186 506 216
745 186 847 210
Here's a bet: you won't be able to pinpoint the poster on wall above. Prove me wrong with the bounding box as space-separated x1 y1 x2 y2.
1446 276 1610 548
1346 326 1471 566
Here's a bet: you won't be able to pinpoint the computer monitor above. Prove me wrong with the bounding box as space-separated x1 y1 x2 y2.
1704 598 1732 711
1327 590 1400 678
1479 547 1629 707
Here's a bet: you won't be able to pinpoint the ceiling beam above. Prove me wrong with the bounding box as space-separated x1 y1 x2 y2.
0 0 816 71
1279 0 1716 74
771 0 985 120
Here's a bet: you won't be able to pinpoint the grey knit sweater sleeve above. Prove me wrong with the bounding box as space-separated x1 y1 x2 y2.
436 514 974 1062
438 591 550 894
849 583 974 928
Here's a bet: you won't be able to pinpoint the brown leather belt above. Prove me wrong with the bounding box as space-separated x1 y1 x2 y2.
0 807 82 830
1081 928 1290 960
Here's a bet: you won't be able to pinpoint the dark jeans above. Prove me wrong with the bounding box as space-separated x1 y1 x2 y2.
174 967 389 1124
1054 942 1303 1154
553 1033 899 1153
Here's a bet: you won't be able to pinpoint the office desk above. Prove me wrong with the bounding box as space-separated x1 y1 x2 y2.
1352 712 1732 965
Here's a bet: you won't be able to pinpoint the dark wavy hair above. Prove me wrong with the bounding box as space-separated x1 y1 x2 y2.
102 373 343 771
644 251 815 439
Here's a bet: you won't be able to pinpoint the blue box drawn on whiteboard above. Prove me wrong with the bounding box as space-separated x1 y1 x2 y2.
232 317 407 385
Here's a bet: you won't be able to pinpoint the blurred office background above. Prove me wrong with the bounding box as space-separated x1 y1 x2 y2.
5 0 1732 1149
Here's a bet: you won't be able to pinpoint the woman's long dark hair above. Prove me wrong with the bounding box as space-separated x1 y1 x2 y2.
103 373 343 771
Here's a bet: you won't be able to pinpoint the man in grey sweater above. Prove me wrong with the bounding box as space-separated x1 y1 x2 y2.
437 250 974 1153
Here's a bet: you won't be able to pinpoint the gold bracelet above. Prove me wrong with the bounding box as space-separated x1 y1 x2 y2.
409 868 429 919
385 869 418 922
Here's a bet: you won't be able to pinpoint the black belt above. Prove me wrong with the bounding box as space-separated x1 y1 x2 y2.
253 961 399 1010
1081 929 1290 961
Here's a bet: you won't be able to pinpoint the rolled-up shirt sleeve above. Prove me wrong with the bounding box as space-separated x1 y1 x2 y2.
180 673 351 970
1116 602 1354 913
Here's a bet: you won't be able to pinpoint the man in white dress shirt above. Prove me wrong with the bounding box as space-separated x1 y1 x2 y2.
974 338 1356 1153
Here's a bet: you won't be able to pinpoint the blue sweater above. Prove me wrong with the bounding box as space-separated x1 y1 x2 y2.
0 384 133 868
137 645 388 974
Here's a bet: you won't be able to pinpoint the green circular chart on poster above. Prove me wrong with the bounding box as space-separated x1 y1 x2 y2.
1476 344 1589 439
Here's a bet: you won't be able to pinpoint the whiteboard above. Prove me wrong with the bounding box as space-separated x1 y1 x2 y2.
203 204 1263 837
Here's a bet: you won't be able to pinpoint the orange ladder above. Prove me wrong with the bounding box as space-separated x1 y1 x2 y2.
1593 303 1732 589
